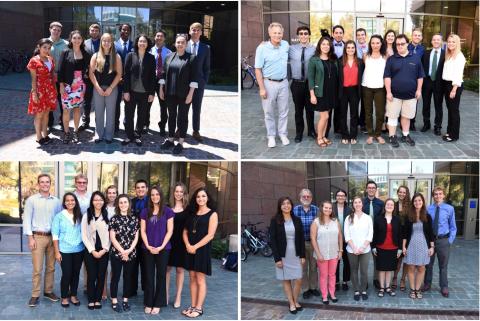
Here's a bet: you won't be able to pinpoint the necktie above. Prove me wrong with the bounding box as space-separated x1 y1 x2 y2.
431 50 438 81
369 200 374 219
301 47 306 80
156 47 162 79
123 41 128 56
193 42 197 56
433 205 440 236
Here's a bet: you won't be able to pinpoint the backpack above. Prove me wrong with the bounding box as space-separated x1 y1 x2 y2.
222 252 238 272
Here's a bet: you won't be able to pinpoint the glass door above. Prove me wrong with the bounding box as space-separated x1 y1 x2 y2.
389 177 432 206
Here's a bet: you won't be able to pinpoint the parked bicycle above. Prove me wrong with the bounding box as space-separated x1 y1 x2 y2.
241 55 258 90
0 49 30 76
241 222 272 261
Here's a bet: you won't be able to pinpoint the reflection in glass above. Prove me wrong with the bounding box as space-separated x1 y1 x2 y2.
96 163 119 195
414 179 431 205
127 162 150 196
369 175 388 201
381 0 406 13
348 161 367 176
385 18 403 34
310 13 332 44
20 162 55 219
86 6 102 23
119 7 137 23
102 6 119 23
150 163 172 202
310 0 331 11
389 161 411 174
368 161 388 175
332 12 355 41
356 0 380 12
348 176 367 202
389 179 408 201
0 162 20 223
73 6 87 23
412 161 434 174
136 8 150 24
63 162 88 194
0 226 23 252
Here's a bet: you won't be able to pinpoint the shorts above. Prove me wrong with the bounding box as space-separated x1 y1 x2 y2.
385 97 416 119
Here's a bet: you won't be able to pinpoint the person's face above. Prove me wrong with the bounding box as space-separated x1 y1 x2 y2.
135 183 147 198
118 197 130 213
175 36 187 51
433 190 445 203
196 191 208 207
137 36 148 51
336 192 346 205
64 195 76 211
39 43 51 57
281 199 292 213
447 37 457 51
189 27 202 41
320 40 330 55
385 200 395 213
431 35 442 49
353 198 363 211
150 189 161 205
71 33 83 48
396 37 408 55
101 36 112 51
120 25 131 39
322 203 333 216
386 32 395 44
269 26 283 44
366 183 377 197
356 31 366 44
413 196 423 210
155 32 165 46
370 38 382 52
297 29 310 44
75 178 88 192
38 177 51 193
346 43 356 57
412 31 423 44
89 27 100 40
107 188 117 203
333 27 344 42
50 26 62 39
397 187 407 201
92 194 104 211
300 192 312 206
174 186 184 202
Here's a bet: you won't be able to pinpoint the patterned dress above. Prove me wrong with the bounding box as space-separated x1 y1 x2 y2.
404 221 430 266
27 56 57 114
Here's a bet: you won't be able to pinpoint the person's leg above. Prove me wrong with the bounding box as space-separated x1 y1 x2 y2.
432 82 444 130
175 267 185 306
31 235 47 298
422 77 433 128
378 271 386 290
363 87 374 138
114 83 123 132
81 80 93 127
302 242 311 293
34 113 43 141
449 86 462 140
73 108 81 131
166 266 171 305
386 98 400 137
95 254 108 303
110 255 122 301
62 108 70 134
124 94 137 140
436 238 451 290
153 250 169 308
104 88 118 141
291 81 305 138
193 272 207 310
85 252 97 303
359 253 369 292
93 91 106 139
371 252 378 286
424 242 436 287
44 236 56 295
189 271 198 308
343 244 351 284
293 278 302 306
347 253 360 293
134 92 149 138
373 88 386 137
385 271 392 288
123 260 134 301
304 82 315 134
41 111 50 138
277 79 289 138
69 251 84 299
261 80 278 138
318 260 328 300
307 243 318 292
143 250 154 308
416 266 426 291
339 89 349 140
166 96 178 138
282 280 296 310
407 265 416 291
328 259 339 298
319 111 329 139
60 252 73 299
191 84 205 133
177 101 190 140
349 87 360 140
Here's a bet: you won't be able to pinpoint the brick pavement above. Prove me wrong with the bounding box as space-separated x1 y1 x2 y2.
0 255 237 320
0 73 238 160
241 87 479 159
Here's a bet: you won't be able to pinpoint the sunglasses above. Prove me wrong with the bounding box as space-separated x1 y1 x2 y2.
396 42 407 46
298 32 309 36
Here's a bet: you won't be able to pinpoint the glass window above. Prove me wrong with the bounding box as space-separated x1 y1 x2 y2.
289 12 310 43
96 163 119 195
310 0 331 11
333 0 354 11
312 178 331 205
330 162 348 177
73 6 86 23
368 161 388 175
457 18 475 67
348 161 367 176
310 13 332 44
332 13 355 41
389 161 411 174
127 162 150 196
20 162 56 214
412 161 434 174
451 162 467 174
458 1 478 18
102 6 119 23
441 1 460 16
188 163 208 195
368 175 388 201
119 7 137 24
385 18 403 35
289 0 310 11
310 162 331 178
206 167 221 204
356 0 380 12
86 6 102 23
435 162 451 173
0 162 20 224
137 8 149 24
348 176 368 203
330 177 349 202
45 7 60 21
0 226 23 252
203 15 214 39
270 1 289 11
381 0 406 13
63 162 88 194
150 163 172 203
60 6 73 21
389 179 408 202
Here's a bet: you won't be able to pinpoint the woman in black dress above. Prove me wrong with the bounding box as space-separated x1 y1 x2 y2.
392 185 411 291
182 187 218 318
308 36 338 147
166 182 189 308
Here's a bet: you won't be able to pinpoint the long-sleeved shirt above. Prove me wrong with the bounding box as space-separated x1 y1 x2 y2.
288 43 315 80
344 213 373 254
292 204 319 241
427 202 457 244
48 37 68 73
74 191 91 215
150 44 172 75
408 42 425 58
51 209 85 253
333 39 344 58
22 193 62 235
442 53 466 87
356 41 368 59
362 197 384 220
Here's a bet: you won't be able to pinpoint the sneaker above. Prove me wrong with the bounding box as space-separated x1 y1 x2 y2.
44 292 59 302
279 135 290 146
389 135 399 148
135 138 142 147
62 132 71 144
361 292 369 300
71 131 79 144
342 283 349 291
160 140 175 150
402 134 415 146
28 297 39 307
172 143 184 155
267 136 276 148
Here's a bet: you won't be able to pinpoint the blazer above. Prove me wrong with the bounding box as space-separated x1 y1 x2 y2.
84 38 100 56
337 57 365 98
161 52 199 99
362 197 384 219
186 41 210 85
307 56 338 98
114 39 134 65
57 48 91 85
371 215 402 249
403 214 435 249
393 201 408 226
123 51 156 95
422 48 445 88
269 215 306 263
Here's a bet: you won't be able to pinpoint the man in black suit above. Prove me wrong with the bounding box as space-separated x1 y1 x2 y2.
421 33 445 135
186 22 210 142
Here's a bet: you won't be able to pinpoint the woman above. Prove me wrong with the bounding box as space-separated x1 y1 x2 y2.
89 33 122 144
140 186 174 314
372 198 402 297
109 194 139 312
182 187 219 318
51 193 84 308
361 35 387 145
167 182 189 308
81 191 110 310
441 33 466 142
384 30 396 58
269 196 305 314
122 34 156 146
27 38 57 145
308 36 338 147
310 201 342 304
344 196 373 301
160 34 198 155
333 189 351 291
337 41 364 145
58 30 91 144
403 193 434 299
105 185 118 219
392 185 411 291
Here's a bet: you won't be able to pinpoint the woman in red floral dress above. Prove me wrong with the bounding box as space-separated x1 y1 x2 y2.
27 38 57 145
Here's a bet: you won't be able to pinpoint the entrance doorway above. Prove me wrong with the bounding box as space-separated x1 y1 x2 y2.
356 16 404 37
389 176 432 206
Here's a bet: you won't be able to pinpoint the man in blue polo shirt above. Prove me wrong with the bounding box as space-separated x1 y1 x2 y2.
424 186 457 298
255 22 290 148
384 34 425 148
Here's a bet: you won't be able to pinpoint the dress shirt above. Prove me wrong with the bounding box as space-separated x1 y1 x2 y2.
48 37 68 73
442 53 466 87
293 204 319 241
150 45 172 71
408 43 425 58
356 41 368 59
189 40 199 56
51 209 85 253
288 43 315 80
74 191 91 215
344 213 373 254
427 202 457 244
254 40 289 80
362 197 384 220
23 193 62 235
428 48 442 78
333 40 344 58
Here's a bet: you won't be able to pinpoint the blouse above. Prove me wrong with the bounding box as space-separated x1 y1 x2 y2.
313 218 339 260
109 214 139 261
377 222 397 250
442 53 466 87
344 213 373 254
139 206 175 249
361 55 386 88
343 62 359 87
51 209 84 253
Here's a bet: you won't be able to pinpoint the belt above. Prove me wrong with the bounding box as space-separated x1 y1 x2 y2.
435 233 449 240
292 79 306 83
266 78 285 82
33 231 51 236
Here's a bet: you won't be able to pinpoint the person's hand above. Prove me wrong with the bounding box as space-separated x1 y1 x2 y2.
121 251 129 261
415 90 421 100
28 237 36 251
372 248 377 256
428 247 434 257
95 86 105 96
317 254 325 262
59 84 65 96
259 88 267 100
300 258 306 265
186 244 196 254
55 251 62 263
275 261 283 269
91 251 99 259
449 89 456 99
148 95 154 103
32 92 39 104
402 247 407 256
310 95 317 105
123 92 130 101
337 252 342 260
396 249 402 258
185 93 193 104
386 92 393 102
159 87 165 101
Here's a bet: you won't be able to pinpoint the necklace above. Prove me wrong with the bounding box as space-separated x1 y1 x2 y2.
324 60 332 79
192 216 200 234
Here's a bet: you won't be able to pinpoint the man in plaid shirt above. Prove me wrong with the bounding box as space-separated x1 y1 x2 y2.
293 188 320 299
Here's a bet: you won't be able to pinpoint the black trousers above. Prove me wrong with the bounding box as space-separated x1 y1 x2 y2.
124 91 149 140
114 82 124 131
422 77 444 128
443 80 463 140
190 83 205 132
130 242 146 295
144 249 169 308
336 243 351 283
82 79 94 125
146 82 169 130
339 86 360 139
358 95 366 127
60 251 84 299
166 95 190 139
110 255 135 299
84 251 109 303
49 82 63 128
290 80 314 136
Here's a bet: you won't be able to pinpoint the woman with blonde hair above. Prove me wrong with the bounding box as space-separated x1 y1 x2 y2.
89 33 122 144
441 33 466 142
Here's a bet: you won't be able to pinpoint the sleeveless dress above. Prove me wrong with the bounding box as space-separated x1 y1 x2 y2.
275 219 302 280
404 221 430 266
185 209 215 275
168 209 188 268
27 56 57 114
313 59 338 112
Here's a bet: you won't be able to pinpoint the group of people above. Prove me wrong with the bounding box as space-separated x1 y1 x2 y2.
269 182 456 313
27 21 211 155
255 23 466 148
23 173 218 318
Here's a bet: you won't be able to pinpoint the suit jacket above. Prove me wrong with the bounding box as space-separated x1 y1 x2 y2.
123 51 156 95
337 57 365 98
372 215 402 249
362 197 384 219
403 214 435 249
161 52 199 99
269 215 305 263
186 41 210 86
114 39 134 65
333 202 352 231
57 48 91 85
422 48 445 89
84 38 100 56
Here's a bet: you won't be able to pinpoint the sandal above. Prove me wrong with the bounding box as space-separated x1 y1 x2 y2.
323 137 332 145
376 136 385 144
182 306 194 316
151 307 160 314
409 290 416 299
377 288 385 297
391 277 397 289
317 138 327 147
386 287 396 296
341 139 349 145
416 290 423 299
350 138 357 145
144 307 152 314
187 307 204 318
366 136 374 144
400 279 406 291
111 302 122 313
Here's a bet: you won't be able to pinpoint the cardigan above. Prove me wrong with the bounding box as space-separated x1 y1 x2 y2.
307 56 338 98
371 215 402 249
403 214 435 249
123 51 156 95
57 48 91 85
337 57 365 98
269 215 305 263
81 213 111 253
51 210 85 253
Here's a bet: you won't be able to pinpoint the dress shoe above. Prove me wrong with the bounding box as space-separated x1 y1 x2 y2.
434 127 442 136
421 283 431 292
161 139 175 150
310 289 320 297
28 297 39 307
295 305 303 311
289 307 297 314
360 126 368 134
294 135 302 143
193 131 203 142
307 131 317 139
78 123 89 131
441 288 449 298
302 290 312 299
421 124 431 132
159 128 167 136
44 292 59 302
342 283 349 291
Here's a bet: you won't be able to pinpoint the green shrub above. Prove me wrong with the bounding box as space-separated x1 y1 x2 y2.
211 238 229 259
464 77 479 93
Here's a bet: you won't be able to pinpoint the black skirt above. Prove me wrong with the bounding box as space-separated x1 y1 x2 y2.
312 59 338 112
376 248 398 271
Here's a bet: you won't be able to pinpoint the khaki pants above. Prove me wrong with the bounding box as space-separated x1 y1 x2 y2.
31 234 55 297
302 241 318 291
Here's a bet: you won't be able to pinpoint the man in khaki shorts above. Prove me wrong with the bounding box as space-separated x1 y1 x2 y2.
384 34 425 147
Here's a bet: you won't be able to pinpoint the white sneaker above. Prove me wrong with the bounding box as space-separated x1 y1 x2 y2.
267 136 276 148
279 135 290 146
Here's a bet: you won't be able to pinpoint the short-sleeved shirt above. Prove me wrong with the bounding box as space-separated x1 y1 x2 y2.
384 52 425 100
139 206 175 250
109 214 139 261
254 40 289 80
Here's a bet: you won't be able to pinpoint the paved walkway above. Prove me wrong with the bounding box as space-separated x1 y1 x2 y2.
0 255 237 320
0 73 238 160
241 87 479 159
241 239 479 315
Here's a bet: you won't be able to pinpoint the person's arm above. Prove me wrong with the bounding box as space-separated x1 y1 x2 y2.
57 50 67 96
186 55 199 104
448 206 457 244
384 77 392 102
192 212 218 251
147 55 156 102
203 44 211 83
127 230 139 253
254 45 267 99
183 227 196 254
157 216 174 250
140 218 151 251
23 197 35 248
449 55 466 98
362 216 373 250
51 215 62 262
337 220 343 260
29 65 39 104
415 77 423 99
109 229 125 253
269 219 281 264
371 218 378 255
310 220 322 261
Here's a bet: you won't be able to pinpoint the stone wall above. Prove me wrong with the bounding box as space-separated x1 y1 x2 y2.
241 0 264 61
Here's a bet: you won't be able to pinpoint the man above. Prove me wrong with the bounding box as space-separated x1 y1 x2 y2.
421 33 445 135
73 173 91 215
384 34 425 148
356 28 368 133
148 30 172 136
289 26 316 143
186 22 211 142
292 188 320 299
23 174 62 307
255 22 290 148
407 28 425 131
114 23 134 133
333 189 351 291
79 23 101 131
332 25 345 59
130 179 149 296
326 25 344 137
362 180 384 290
47 21 68 131
424 186 457 298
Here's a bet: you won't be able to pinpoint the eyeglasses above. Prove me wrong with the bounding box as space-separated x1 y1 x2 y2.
396 42 407 46
302 195 312 199
337 194 346 197
76 181 87 185
367 186 377 190
298 32 309 36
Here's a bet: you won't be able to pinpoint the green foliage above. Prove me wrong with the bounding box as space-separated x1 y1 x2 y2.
211 237 229 259
464 77 479 93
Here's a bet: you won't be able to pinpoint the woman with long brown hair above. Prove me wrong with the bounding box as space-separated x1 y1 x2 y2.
392 185 411 291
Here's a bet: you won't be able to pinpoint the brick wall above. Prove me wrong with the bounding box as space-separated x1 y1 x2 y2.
241 0 264 62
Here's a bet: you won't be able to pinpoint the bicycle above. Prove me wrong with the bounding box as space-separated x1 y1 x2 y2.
241 222 272 261
241 55 258 90
0 49 30 75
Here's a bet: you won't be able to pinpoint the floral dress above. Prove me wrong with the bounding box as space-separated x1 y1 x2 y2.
61 58 86 110
27 56 57 115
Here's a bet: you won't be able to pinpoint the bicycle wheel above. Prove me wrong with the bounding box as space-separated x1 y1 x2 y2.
261 243 273 257
242 69 254 89
241 246 248 261
0 62 9 76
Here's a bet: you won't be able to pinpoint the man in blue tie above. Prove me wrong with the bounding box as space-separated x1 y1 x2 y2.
424 186 457 298
114 23 133 134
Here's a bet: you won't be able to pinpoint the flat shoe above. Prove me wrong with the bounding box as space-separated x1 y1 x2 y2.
341 139 349 144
